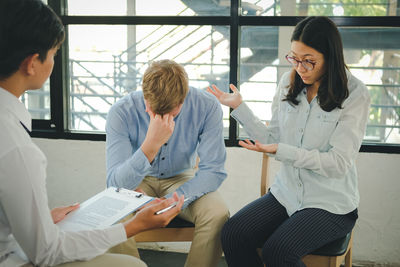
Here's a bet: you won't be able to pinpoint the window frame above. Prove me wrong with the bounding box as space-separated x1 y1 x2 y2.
30 0 400 154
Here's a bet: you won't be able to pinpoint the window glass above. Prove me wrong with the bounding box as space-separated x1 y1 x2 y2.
68 0 230 16
241 0 399 16
22 81 51 120
239 26 400 144
68 25 230 134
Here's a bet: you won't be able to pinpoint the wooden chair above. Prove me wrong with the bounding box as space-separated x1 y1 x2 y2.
135 216 195 242
135 158 200 243
260 152 354 267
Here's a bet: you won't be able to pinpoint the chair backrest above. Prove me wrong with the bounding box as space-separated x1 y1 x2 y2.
260 152 270 196
260 121 271 196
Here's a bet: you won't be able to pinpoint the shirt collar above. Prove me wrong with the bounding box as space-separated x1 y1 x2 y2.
301 69 352 99
0 87 32 131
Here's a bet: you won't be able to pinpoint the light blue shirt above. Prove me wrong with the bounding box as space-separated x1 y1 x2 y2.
232 71 370 216
106 88 227 208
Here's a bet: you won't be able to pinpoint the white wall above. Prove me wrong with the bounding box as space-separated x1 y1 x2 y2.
33 138 400 265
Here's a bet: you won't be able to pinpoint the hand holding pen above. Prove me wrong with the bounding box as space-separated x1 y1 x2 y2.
155 198 190 215
123 192 185 238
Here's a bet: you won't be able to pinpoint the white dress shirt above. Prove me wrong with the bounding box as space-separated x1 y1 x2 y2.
231 71 370 216
0 88 127 267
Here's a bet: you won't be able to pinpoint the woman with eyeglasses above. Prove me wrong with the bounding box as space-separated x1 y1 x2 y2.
207 16 370 267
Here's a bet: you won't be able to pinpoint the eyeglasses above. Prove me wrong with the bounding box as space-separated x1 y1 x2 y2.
285 55 316 71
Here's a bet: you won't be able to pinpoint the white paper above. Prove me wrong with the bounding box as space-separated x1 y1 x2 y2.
57 187 153 232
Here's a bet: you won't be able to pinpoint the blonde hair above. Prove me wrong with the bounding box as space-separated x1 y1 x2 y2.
142 59 189 115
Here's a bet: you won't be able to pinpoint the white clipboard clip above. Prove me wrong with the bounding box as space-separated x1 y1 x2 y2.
115 187 143 198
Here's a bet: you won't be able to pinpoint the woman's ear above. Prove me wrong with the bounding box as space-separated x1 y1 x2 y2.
20 53 40 76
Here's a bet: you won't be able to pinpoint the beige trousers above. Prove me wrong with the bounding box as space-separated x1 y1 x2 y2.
22 253 146 267
109 170 230 267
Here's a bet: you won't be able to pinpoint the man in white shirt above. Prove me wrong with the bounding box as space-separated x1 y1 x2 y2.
0 0 184 266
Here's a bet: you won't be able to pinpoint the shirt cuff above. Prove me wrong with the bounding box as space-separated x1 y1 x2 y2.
130 148 152 173
231 102 253 125
104 224 127 247
164 189 193 210
275 143 298 163
164 187 185 200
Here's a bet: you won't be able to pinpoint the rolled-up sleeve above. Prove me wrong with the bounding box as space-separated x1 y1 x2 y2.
105 105 151 189
231 72 286 145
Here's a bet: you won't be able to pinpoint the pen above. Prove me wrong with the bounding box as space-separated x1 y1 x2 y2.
155 198 190 215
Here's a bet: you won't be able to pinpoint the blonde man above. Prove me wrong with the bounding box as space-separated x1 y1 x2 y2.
106 60 229 267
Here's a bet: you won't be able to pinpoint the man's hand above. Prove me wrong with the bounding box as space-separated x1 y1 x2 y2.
239 139 278 154
123 192 184 238
207 84 243 109
51 203 80 224
141 108 175 163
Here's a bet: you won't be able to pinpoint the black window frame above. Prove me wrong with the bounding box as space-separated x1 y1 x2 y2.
30 0 400 154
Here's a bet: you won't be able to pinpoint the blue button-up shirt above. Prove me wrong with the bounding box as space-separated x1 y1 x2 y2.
106 88 227 208
232 71 370 216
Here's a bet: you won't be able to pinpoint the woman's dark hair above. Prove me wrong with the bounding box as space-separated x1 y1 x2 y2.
284 16 349 112
0 0 65 79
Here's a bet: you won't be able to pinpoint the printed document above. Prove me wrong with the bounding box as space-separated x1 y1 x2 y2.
57 187 153 231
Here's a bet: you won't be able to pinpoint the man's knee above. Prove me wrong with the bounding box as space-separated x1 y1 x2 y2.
191 193 229 228
207 202 229 225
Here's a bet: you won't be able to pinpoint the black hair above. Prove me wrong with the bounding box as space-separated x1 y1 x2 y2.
284 16 349 112
0 0 64 79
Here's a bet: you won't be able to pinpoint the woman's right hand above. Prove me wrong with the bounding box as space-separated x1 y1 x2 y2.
123 192 184 238
207 84 243 109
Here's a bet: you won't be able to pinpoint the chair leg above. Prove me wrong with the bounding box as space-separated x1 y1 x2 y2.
345 247 352 267
328 256 341 267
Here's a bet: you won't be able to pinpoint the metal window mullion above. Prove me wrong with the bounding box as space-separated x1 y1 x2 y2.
61 16 231 25
49 0 69 135
227 0 240 146
239 16 400 27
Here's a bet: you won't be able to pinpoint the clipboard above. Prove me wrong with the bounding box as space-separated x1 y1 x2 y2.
57 187 154 232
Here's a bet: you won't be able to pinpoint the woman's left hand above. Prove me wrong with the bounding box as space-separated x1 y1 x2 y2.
51 203 80 224
239 139 278 154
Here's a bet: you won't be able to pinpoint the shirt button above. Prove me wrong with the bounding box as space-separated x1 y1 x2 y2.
299 183 302 187
160 173 164 176
161 157 165 160
299 128 303 133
